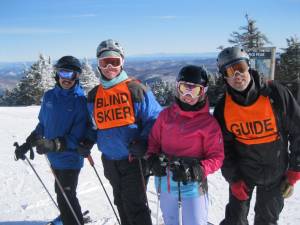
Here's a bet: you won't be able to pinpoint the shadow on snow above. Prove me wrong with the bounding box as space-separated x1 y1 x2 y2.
0 221 46 225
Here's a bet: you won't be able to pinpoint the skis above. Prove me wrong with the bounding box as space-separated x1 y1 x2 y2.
46 210 91 225
45 209 213 225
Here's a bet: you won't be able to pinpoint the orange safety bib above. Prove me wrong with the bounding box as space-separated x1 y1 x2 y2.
94 80 135 129
224 94 279 145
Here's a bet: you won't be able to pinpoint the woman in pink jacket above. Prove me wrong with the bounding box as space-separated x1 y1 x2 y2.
147 65 224 225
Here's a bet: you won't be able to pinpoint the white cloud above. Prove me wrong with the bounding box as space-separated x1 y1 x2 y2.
64 13 97 19
0 28 70 35
155 16 177 20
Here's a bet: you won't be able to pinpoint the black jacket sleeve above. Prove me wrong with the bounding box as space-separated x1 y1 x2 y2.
271 82 300 171
213 95 241 183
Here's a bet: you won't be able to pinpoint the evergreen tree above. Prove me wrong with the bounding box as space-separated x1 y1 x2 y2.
207 74 226 106
275 36 300 82
228 14 271 50
0 54 55 106
39 55 56 91
80 57 99 94
148 80 175 106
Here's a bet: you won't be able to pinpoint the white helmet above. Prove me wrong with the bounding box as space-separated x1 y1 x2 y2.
96 39 125 58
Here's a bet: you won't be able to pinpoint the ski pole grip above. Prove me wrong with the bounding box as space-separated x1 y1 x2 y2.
14 142 19 161
87 155 95 166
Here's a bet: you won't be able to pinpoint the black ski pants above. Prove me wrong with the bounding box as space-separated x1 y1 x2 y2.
219 180 284 225
102 155 152 225
54 169 84 225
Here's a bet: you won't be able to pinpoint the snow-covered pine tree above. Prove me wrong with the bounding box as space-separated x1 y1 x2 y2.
40 55 56 91
80 57 99 94
148 80 175 106
228 14 271 50
275 36 300 103
0 54 55 106
276 36 300 82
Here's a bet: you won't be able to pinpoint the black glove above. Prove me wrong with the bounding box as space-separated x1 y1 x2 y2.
127 80 148 103
14 131 41 160
14 142 31 160
171 162 191 185
147 154 167 177
26 131 42 147
36 138 65 154
190 164 204 182
77 139 95 158
171 160 204 184
128 140 147 158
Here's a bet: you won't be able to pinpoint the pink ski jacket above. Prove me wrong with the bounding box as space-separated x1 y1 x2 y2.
148 101 224 178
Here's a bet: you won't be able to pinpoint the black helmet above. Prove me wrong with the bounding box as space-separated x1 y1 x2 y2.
54 56 82 73
217 46 250 74
177 65 208 87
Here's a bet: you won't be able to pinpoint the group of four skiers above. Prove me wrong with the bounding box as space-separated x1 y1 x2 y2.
14 39 300 225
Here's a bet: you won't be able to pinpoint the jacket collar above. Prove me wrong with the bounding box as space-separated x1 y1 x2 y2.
54 84 85 97
172 99 209 118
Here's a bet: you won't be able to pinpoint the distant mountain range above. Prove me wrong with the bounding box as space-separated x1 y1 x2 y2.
0 54 218 96
127 52 218 61
0 62 32 95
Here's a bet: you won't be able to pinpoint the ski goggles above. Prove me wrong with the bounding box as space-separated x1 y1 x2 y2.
177 81 207 99
224 60 249 78
98 57 123 69
56 69 78 80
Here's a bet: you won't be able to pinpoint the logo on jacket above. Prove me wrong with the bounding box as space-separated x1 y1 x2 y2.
45 101 53 109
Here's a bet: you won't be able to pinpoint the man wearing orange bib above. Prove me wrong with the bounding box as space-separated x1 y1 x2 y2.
87 39 161 225
214 46 300 225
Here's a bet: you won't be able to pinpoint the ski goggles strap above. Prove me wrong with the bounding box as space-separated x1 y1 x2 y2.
98 57 123 69
177 81 207 99
56 69 79 80
224 60 249 78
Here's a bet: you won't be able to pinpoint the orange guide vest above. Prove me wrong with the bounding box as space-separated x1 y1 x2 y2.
224 94 279 145
94 80 135 129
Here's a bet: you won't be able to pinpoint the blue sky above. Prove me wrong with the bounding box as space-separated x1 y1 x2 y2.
1 0 299 62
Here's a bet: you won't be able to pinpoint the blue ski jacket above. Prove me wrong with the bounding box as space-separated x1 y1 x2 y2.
87 80 162 160
34 84 89 169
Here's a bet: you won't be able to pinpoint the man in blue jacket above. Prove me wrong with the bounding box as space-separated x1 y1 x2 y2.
87 39 162 225
15 56 89 225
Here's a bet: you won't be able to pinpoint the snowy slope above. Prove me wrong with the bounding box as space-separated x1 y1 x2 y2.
0 106 299 225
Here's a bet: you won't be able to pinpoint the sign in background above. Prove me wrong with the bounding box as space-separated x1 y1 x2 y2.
248 47 276 80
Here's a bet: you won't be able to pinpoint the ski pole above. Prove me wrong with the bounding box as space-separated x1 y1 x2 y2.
87 155 121 225
138 158 150 210
178 181 183 225
156 176 161 225
44 156 82 225
13 142 59 211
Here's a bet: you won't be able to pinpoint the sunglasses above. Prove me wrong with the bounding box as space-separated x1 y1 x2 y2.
177 81 207 99
98 57 123 69
224 60 249 78
56 69 78 80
